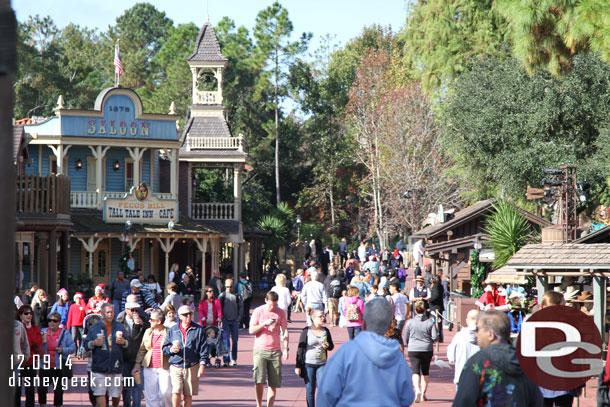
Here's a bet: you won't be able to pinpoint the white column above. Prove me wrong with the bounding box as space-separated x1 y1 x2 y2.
233 164 242 221
191 67 198 103
167 149 178 198
211 238 220 274
158 237 178 294
127 147 146 188
49 144 72 175
77 237 104 278
194 238 208 292
89 145 110 209
216 68 223 104
232 244 238 281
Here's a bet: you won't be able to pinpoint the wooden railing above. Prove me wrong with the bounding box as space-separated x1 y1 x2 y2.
71 191 176 209
16 174 71 215
191 202 236 220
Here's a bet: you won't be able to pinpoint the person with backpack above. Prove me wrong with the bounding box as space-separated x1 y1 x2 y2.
343 286 364 340
218 278 243 367
236 272 254 329
325 270 345 327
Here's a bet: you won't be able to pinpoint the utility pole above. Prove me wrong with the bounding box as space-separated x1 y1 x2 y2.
0 0 17 401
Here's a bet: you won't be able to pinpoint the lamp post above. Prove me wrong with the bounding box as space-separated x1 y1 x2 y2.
296 215 301 242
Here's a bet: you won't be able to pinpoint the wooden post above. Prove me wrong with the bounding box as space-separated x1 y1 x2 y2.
593 274 606 338
0 1 16 398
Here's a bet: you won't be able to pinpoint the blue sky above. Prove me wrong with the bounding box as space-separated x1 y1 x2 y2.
13 0 408 50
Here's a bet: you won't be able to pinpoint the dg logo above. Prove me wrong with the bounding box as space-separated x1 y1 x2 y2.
517 305 604 391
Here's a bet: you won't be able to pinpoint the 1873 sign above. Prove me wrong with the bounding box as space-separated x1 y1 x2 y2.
103 184 177 224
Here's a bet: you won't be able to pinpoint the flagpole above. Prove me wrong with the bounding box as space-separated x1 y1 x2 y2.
115 39 120 87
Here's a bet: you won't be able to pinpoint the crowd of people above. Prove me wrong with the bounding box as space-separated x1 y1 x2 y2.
13 237 608 407
12 266 254 407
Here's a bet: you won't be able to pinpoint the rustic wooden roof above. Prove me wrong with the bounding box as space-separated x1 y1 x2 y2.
507 243 610 269
574 225 610 244
412 199 549 240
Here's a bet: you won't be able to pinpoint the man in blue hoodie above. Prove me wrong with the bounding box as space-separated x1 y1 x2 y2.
316 297 415 407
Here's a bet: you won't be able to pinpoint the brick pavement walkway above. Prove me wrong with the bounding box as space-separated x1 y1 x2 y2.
19 302 601 406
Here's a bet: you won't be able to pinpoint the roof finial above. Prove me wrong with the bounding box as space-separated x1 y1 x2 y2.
169 101 177 115
56 95 65 109
206 0 210 23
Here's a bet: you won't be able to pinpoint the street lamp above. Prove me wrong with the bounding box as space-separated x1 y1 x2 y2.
296 215 301 242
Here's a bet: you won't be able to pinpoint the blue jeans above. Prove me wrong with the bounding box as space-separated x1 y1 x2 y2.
304 364 325 407
222 320 239 363
347 326 361 340
122 361 143 407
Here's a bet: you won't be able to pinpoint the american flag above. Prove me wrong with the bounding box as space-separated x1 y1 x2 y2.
114 45 124 75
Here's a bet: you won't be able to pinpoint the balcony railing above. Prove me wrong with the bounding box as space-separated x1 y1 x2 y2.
16 174 71 215
71 191 98 208
186 136 243 150
71 191 176 209
191 202 236 220
194 90 219 105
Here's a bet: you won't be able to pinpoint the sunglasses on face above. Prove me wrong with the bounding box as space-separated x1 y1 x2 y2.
22 312 33 316
49 319 60 323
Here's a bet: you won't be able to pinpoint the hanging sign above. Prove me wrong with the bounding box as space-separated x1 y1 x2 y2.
103 183 178 224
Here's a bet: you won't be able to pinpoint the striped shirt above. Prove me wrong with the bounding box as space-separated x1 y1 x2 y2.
150 331 164 368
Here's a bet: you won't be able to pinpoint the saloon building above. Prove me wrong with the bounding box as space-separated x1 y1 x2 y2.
17 19 247 298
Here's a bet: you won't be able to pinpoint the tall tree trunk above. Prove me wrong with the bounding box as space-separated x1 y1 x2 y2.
274 51 281 206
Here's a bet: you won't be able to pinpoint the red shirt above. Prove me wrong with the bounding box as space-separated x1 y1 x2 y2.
150 331 164 368
47 328 62 368
67 301 86 328
24 324 42 366
179 322 190 343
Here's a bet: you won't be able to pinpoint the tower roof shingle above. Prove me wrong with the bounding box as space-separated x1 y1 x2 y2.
187 22 228 63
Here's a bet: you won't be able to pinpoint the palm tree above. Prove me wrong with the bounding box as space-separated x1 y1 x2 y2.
484 200 536 270
258 202 296 268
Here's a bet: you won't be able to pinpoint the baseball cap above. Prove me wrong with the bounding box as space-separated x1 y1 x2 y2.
125 301 141 310
130 279 142 288
178 305 193 315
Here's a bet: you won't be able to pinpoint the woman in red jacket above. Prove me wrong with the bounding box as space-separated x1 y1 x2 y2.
66 292 86 350
86 284 109 314
198 285 222 327
15 305 44 407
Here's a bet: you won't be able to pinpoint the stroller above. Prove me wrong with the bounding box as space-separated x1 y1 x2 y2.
204 325 229 368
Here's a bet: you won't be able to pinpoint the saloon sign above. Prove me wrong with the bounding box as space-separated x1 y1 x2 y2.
103 183 178 224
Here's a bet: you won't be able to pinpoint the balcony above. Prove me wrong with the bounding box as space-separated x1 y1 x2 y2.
191 202 236 220
70 191 176 209
185 135 243 151
194 90 220 105
16 174 71 215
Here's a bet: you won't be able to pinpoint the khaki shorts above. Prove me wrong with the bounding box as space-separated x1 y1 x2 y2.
90 372 123 398
328 298 339 314
169 364 199 396
253 349 282 388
